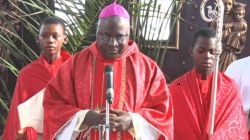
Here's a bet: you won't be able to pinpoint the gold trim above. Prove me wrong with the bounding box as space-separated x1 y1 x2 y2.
90 55 96 109
118 59 127 110
117 59 126 140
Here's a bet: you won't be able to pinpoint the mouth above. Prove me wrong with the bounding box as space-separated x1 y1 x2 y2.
105 48 119 54
224 9 230 13
201 62 213 68
45 46 55 50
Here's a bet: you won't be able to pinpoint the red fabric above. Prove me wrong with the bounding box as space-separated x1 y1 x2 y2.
16 127 38 140
43 41 173 140
249 131 250 140
170 69 248 140
2 50 71 140
24 127 38 140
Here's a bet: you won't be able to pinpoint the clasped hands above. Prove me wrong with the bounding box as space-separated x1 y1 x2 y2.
84 109 133 132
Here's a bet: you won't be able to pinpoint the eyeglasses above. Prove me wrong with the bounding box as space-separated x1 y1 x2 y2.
98 32 129 44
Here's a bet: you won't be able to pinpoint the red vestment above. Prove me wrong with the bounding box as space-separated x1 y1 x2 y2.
170 69 248 140
43 41 173 140
2 50 71 140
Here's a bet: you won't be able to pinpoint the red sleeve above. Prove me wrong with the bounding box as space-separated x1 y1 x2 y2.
3 74 24 140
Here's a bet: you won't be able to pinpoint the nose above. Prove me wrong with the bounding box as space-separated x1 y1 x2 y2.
107 37 118 46
225 4 231 10
47 36 54 43
204 51 213 59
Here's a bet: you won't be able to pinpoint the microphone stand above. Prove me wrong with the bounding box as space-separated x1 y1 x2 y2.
99 99 112 140
100 64 114 140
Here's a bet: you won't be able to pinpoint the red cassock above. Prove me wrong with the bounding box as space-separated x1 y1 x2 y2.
170 69 248 140
43 41 173 140
2 50 71 140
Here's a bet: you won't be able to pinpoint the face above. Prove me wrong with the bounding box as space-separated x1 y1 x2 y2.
96 17 130 59
191 36 220 75
38 23 67 60
223 0 233 15
234 9 245 21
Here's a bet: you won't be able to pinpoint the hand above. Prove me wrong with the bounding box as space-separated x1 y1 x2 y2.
16 127 38 140
237 32 241 37
108 109 133 132
16 129 27 140
84 110 105 127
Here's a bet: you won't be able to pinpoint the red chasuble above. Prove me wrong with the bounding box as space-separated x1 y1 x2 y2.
2 50 71 140
170 69 248 140
43 41 173 140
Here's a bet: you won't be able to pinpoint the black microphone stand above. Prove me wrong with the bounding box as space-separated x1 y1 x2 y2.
99 65 114 140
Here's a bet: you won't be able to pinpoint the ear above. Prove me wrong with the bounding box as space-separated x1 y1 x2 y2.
36 37 40 45
189 47 193 56
63 35 68 45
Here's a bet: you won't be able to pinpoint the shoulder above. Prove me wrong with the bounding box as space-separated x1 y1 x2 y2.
220 72 235 83
127 48 167 82
64 47 92 65
74 47 91 59
133 52 164 78
219 72 239 90
18 58 41 76
131 49 159 69
218 72 241 100
169 71 190 89
138 52 156 63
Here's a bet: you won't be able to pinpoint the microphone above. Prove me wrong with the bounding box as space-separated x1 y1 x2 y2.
105 65 114 104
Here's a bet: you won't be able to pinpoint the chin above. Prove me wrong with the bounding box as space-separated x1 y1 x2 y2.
104 54 121 59
205 69 214 75
199 67 213 73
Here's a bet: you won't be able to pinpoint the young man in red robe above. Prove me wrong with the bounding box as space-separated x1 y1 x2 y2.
2 17 71 140
42 2 173 140
170 27 248 140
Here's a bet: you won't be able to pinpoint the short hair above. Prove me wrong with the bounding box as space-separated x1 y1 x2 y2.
191 27 216 47
234 2 246 11
223 0 235 4
40 17 66 33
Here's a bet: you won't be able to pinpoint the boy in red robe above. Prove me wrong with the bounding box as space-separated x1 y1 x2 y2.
170 27 248 140
2 17 71 140
42 2 173 140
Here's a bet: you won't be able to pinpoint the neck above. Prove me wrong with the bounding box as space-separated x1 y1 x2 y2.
43 52 60 64
196 69 213 80
201 73 208 80
224 13 232 18
236 18 244 22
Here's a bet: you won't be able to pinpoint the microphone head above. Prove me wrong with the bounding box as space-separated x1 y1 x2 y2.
105 64 114 104
105 64 113 73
